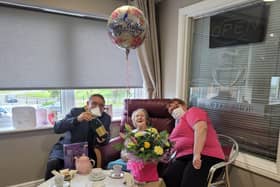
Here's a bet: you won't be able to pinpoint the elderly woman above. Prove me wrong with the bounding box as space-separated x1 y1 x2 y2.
107 108 149 171
163 98 225 187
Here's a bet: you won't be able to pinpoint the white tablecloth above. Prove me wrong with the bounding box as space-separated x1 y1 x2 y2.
38 170 166 187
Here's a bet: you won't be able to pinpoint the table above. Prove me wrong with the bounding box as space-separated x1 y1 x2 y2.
38 170 166 187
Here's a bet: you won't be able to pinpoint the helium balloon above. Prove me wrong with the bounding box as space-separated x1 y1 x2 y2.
108 5 147 50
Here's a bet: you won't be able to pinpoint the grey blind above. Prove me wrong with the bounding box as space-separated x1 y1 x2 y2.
189 1 280 161
0 6 143 89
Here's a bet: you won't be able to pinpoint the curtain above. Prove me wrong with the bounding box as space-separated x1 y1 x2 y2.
135 0 162 98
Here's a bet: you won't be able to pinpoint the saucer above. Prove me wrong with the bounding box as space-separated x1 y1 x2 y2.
51 181 70 187
109 172 124 179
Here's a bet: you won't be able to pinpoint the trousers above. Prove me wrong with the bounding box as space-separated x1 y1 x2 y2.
163 154 223 187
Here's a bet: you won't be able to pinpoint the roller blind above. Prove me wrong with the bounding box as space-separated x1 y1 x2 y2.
189 1 280 161
0 5 143 89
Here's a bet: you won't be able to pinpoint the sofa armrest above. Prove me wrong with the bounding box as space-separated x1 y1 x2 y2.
94 136 124 168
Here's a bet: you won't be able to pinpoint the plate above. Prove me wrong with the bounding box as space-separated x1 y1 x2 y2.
109 172 124 179
88 174 106 181
51 181 70 187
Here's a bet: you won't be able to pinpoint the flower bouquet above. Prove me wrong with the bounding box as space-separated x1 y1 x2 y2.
122 124 172 183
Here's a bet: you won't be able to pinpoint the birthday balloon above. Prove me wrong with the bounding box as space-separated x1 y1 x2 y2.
108 5 147 50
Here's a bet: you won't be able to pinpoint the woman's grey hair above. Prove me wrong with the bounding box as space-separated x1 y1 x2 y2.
131 108 150 128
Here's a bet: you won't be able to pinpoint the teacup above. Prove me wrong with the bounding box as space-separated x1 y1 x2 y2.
112 164 122 176
90 168 104 178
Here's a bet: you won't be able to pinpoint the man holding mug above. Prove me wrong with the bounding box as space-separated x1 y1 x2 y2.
45 94 111 180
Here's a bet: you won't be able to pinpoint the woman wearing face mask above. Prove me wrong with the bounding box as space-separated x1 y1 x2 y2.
163 98 224 187
107 108 149 171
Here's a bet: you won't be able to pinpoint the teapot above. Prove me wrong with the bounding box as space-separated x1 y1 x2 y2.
75 154 95 175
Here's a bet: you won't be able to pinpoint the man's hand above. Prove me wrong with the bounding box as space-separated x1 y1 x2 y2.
77 112 95 122
192 154 202 169
96 137 106 143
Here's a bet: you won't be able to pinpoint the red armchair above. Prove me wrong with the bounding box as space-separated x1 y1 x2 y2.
94 99 175 168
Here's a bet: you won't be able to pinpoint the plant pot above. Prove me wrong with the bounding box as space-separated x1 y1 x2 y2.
127 160 159 183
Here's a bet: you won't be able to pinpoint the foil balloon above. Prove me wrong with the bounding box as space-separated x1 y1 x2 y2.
108 5 147 50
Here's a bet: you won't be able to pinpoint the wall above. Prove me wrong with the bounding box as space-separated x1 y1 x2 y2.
231 166 280 187
158 0 201 98
0 129 60 186
158 0 280 187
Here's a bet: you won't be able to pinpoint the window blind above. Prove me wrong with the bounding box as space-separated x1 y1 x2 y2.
0 5 143 89
189 1 280 161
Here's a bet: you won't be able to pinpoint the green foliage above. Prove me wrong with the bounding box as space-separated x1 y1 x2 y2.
123 126 172 161
22 91 51 98
41 101 55 106
49 90 60 98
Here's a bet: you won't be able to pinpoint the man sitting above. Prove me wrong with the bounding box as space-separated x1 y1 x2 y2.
45 94 111 180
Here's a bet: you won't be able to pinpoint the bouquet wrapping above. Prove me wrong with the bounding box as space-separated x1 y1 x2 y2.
122 125 173 182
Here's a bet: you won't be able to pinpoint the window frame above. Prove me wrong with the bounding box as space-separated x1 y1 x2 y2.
176 0 280 181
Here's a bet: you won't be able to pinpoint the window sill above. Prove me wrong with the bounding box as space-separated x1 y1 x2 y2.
234 151 280 181
0 119 121 135
0 125 53 135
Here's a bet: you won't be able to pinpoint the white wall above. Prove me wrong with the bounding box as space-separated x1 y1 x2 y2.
158 0 201 98
0 129 60 186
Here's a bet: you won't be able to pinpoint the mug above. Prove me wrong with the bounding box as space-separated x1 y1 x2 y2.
112 164 122 176
47 110 57 125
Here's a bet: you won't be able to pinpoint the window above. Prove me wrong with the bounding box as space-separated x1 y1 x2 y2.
189 1 279 162
0 88 145 131
0 4 146 131
177 0 280 181
269 77 280 103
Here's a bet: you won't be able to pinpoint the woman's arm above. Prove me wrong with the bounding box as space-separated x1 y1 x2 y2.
192 121 208 169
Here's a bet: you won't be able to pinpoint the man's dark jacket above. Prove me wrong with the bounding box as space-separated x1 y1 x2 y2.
49 107 111 160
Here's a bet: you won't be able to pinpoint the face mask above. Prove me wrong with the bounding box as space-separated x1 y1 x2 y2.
171 107 185 120
90 107 101 117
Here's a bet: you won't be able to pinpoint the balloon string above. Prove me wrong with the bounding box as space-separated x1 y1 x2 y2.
125 49 131 124
125 49 131 98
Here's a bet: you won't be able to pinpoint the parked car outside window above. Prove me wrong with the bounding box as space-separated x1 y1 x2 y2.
5 95 18 103
0 107 8 116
